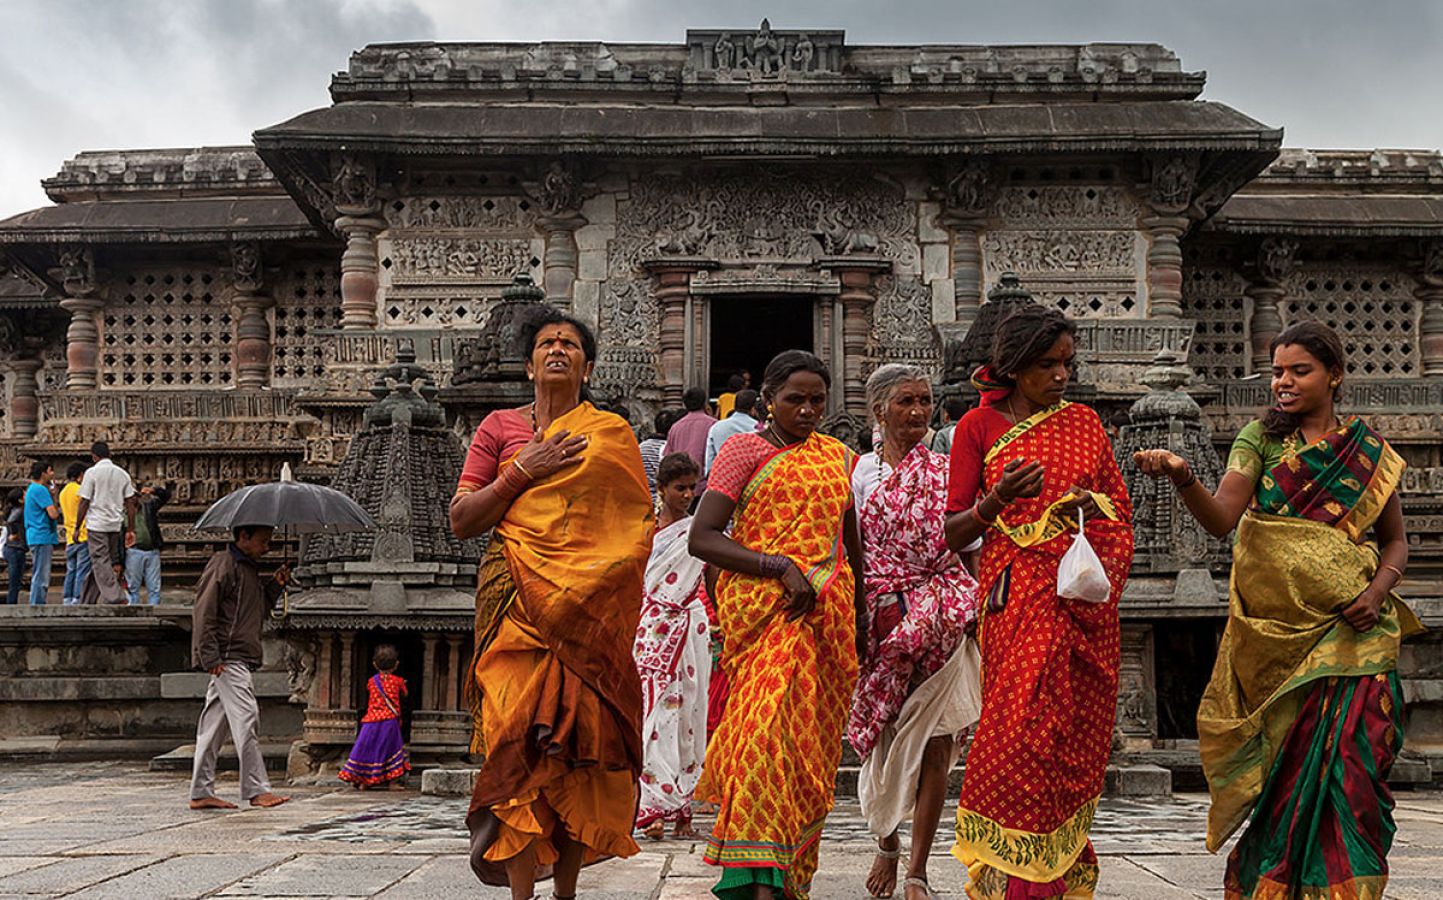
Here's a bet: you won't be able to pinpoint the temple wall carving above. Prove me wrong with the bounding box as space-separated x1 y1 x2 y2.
1282 263 1420 378
272 263 343 388
100 265 234 389
1180 246 1250 383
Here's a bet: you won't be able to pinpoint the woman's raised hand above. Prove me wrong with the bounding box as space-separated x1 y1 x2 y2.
515 429 589 480
1132 449 1189 481
779 562 818 621
994 459 1045 503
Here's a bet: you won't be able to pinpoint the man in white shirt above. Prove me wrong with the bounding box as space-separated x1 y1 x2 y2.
75 441 137 605
704 389 761 475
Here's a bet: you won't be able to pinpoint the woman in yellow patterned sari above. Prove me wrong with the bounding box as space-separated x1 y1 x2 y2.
451 307 654 900
1136 321 1421 900
689 349 866 900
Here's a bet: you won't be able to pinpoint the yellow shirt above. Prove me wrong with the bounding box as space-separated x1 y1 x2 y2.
717 392 736 420
59 482 87 544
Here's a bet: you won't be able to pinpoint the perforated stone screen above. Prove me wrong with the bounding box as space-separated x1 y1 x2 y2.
1283 266 1420 377
101 268 233 388
1182 261 1250 382
274 265 342 387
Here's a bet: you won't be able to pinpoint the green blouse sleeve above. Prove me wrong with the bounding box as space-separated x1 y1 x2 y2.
1226 420 1270 485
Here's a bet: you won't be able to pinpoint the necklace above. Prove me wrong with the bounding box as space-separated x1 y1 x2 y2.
528 403 538 431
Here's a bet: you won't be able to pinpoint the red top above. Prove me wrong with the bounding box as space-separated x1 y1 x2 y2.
945 405 1013 515
457 408 534 492
360 671 408 723
705 432 780 502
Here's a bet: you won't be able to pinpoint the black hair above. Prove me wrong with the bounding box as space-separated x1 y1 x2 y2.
610 404 632 425
761 350 831 399
90 441 111 459
656 407 685 439
656 451 701 487
4 488 22 511
28 460 52 481
231 524 269 542
1262 320 1347 440
989 305 1077 386
517 305 597 363
682 387 708 411
733 389 760 417
943 397 967 420
725 373 746 392
66 461 87 480
372 643 400 672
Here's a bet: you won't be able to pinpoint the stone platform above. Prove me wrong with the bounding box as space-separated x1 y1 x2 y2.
4 762 1443 898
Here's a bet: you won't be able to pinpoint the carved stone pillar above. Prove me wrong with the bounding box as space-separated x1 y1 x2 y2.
445 634 464 710
1245 238 1298 373
9 357 42 440
1141 215 1188 319
642 258 714 405
230 241 273 389
937 158 991 329
1145 155 1198 320
422 635 440 710
60 297 103 389
338 630 356 710
538 213 585 310
332 155 384 331
314 634 334 709
824 256 892 415
1419 241 1443 377
336 215 384 330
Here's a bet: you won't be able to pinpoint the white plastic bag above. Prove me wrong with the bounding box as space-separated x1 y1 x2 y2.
1057 510 1111 603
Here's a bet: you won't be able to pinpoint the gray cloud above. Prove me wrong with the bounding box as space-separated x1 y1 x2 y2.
2 0 1439 217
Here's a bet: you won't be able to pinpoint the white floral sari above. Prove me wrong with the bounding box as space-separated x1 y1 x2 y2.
633 516 711 828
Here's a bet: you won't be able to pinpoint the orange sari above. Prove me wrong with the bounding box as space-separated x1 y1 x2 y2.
696 432 859 900
462 402 655 886
952 401 1134 899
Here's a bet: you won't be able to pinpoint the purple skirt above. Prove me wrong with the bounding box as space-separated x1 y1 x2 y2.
338 718 411 786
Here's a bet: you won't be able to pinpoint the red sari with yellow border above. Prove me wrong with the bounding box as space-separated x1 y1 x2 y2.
950 401 1134 900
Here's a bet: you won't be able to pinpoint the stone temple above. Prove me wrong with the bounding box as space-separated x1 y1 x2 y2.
0 25 1439 783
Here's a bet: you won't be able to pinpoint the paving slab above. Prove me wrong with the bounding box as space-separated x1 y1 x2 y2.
214 854 428 896
0 855 160 896
66 852 293 899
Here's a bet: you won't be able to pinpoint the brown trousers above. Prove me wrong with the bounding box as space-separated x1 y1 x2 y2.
80 531 125 605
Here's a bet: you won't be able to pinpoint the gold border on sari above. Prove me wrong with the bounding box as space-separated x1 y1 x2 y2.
953 797 1097 883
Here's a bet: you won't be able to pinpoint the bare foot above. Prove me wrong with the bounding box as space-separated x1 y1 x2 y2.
866 843 901 898
188 796 237 811
386 780 406 791
642 820 665 840
903 876 934 900
673 821 699 839
249 792 290 808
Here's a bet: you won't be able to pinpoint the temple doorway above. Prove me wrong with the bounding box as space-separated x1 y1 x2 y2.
707 296 814 398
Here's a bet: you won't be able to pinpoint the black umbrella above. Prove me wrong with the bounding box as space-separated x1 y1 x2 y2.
195 462 375 534
195 463 375 618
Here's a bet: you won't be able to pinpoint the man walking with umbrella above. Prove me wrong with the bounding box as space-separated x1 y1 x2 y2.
188 524 291 810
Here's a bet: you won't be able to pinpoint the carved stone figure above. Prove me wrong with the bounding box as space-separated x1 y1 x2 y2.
944 159 989 216
539 160 582 215
284 637 318 705
231 241 263 293
654 207 713 255
1151 155 1195 211
811 204 879 255
745 19 783 76
791 33 815 72
714 33 736 69
333 155 376 211
1256 237 1298 284
58 247 95 296
1422 240 1443 287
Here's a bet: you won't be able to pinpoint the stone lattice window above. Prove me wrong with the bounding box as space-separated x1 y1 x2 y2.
273 265 342 386
1283 266 1419 377
102 268 233 388
1182 262 1250 382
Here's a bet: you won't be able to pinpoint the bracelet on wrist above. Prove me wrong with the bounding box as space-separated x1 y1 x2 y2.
758 553 791 579
975 499 998 525
1171 470 1198 490
511 459 535 481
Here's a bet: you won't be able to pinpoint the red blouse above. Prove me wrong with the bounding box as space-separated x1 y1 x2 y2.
457 408 534 492
360 672 408 723
944 405 1012 516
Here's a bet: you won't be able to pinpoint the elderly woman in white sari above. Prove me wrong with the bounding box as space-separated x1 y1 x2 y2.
850 364 983 900
633 452 710 840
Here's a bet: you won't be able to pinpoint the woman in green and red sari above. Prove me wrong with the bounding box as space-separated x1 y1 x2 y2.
1136 320 1422 900
944 305 1134 899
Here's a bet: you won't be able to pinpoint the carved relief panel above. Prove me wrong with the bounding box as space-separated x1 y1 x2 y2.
101 266 234 389
1282 264 1421 377
872 275 940 374
981 184 1145 318
378 194 542 331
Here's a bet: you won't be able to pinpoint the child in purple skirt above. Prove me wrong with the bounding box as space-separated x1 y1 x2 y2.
339 644 411 789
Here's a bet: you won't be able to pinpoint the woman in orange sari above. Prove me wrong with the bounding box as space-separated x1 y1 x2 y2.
451 307 654 900
689 349 865 900
944 304 1134 899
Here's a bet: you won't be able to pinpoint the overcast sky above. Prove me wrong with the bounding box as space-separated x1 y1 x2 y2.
2 0 1440 217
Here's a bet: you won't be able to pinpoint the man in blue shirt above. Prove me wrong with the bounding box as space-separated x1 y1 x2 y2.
23 461 60 606
704 389 761 475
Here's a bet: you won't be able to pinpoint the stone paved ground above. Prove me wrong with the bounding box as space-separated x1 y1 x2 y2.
2 763 1442 898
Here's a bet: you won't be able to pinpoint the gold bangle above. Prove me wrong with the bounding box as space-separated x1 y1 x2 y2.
1382 564 1405 581
511 459 534 481
974 499 997 525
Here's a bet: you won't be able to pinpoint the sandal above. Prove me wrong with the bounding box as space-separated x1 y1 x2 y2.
903 876 937 900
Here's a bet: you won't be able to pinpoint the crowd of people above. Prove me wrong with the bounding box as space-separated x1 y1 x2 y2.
1 441 168 607
452 304 1418 900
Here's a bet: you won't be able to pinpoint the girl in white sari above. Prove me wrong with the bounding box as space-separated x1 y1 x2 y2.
634 452 711 839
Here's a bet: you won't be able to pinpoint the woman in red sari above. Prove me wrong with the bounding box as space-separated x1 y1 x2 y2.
944 304 1134 899
689 350 865 900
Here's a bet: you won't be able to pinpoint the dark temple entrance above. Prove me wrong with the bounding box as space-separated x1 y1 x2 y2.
708 296 814 397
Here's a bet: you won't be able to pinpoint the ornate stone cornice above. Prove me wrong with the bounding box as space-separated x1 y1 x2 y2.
41 147 280 202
